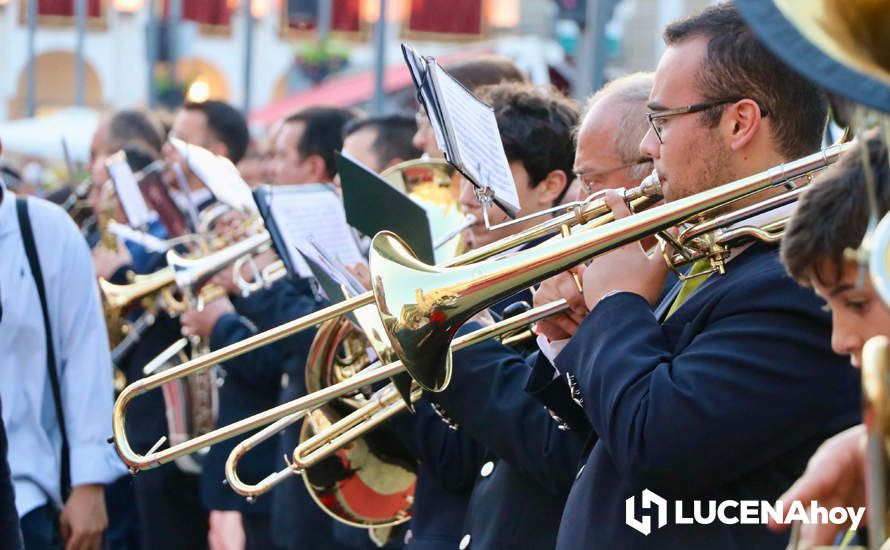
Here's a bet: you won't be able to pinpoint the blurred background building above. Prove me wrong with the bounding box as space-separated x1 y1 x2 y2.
0 0 713 168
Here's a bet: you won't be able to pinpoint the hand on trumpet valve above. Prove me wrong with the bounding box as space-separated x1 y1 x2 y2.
581 190 670 310
533 266 589 341
767 424 866 546
181 297 235 339
92 241 133 280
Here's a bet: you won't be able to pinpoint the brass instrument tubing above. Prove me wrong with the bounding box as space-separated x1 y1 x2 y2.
224 298 568 497
113 181 659 470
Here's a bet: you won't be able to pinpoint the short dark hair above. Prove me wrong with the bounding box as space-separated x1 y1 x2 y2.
446 55 527 91
284 107 357 180
183 100 249 164
108 109 165 156
342 115 422 168
475 82 580 206
781 134 890 286
664 2 828 160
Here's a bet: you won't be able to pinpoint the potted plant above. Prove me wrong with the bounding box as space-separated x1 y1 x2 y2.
295 39 349 84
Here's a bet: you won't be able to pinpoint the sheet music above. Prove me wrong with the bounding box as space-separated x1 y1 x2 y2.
401 43 449 155
295 239 366 297
428 61 521 215
168 137 258 214
106 152 153 228
266 184 365 279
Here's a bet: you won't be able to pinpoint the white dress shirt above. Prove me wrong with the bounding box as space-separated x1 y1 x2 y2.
0 184 126 517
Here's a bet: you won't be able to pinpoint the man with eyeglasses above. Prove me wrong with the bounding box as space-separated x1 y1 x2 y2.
546 3 860 548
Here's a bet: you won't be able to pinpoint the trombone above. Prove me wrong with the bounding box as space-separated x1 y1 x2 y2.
220 143 852 499
111 143 848 472
223 298 569 500
111 178 662 471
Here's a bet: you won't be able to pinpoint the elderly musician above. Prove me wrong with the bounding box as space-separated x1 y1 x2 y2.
411 73 653 550
547 3 860 548
382 80 581 549
767 134 890 546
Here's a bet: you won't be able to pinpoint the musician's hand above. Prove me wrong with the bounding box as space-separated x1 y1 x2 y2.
181 297 235 338
213 249 279 295
468 308 496 328
768 424 867 545
582 190 669 310
533 266 588 340
210 269 239 295
59 484 107 550
92 242 133 280
346 263 372 291
208 510 245 550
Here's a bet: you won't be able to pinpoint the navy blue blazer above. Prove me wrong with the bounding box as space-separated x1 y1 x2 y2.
387 397 486 549
200 276 321 515
422 325 587 549
553 243 861 549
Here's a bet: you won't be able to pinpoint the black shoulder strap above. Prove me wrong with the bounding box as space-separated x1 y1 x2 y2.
16 197 71 502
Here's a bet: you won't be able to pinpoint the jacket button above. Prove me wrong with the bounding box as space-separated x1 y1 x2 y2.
480 461 494 477
459 534 471 549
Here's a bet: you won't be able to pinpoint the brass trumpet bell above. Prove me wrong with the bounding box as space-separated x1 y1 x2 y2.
737 0 890 113
99 268 176 311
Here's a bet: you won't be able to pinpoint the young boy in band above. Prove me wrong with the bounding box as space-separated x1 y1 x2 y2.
772 133 890 545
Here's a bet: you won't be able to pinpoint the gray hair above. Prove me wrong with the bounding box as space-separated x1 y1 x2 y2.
580 72 654 180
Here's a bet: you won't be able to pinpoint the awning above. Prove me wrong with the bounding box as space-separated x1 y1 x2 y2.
249 47 493 127
0 107 100 163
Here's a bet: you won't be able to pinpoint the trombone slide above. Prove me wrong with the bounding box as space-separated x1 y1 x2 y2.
224 298 569 499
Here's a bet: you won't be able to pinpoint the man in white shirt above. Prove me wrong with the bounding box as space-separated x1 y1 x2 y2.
0 138 125 549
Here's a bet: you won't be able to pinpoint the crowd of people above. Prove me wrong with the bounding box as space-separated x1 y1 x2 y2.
0 2 885 549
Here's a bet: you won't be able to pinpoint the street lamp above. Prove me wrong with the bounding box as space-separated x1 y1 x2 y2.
113 0 144 14
486 0 519 29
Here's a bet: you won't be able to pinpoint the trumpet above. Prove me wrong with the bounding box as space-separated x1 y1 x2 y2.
111 179 663 471
223 299 568 503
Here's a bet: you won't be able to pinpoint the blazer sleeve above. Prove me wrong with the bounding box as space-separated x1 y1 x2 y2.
387 399 486 493
524 350 593 438
209 279 324 389
555 264 861 495
428 323 588 496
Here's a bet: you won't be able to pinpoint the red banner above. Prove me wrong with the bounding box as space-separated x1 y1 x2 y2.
408 0 482 35
182 0 231 25
285 0 360 32
162 0 232 26
37 0 102 17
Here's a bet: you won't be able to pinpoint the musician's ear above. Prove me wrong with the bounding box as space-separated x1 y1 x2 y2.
534 169 568 207
303 154 330 183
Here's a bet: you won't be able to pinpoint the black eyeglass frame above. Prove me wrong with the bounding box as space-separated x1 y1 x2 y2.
646 98 769 144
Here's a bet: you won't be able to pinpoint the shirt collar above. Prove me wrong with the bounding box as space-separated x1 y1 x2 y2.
0 180 17 237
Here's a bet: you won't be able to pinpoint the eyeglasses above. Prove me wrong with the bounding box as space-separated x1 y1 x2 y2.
646 98 769 144
574 158 652 195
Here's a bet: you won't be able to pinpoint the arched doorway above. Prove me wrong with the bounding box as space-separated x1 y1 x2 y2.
175 58 231 103
9 50 104 118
